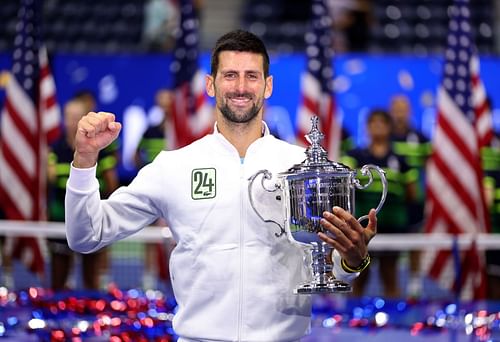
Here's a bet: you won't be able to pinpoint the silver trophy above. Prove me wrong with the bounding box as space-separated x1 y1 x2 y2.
248 116 387 294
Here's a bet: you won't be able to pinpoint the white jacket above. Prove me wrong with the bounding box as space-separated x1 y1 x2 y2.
65 123 358 341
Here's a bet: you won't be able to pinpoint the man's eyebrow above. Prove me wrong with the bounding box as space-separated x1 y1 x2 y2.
220 69 262 74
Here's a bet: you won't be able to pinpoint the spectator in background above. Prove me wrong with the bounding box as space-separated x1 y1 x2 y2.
142 0 179 52
481 97 500 300
389 94 430 298
135 89 176 290
47 97 119 290
74 90 97 115
342 109 418 298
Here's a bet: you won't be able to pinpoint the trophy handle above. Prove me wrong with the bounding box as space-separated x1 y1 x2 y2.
248 170 286 238
354 164 388 223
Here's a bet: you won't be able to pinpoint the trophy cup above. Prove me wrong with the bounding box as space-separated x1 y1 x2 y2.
248 116 387 294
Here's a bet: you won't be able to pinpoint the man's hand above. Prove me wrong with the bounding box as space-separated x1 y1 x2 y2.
73 112 121 168
318 206 377 269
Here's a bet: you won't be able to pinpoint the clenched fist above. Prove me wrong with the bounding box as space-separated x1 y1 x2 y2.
73 112 122 168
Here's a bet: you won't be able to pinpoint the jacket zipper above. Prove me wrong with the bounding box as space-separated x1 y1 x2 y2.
237 161 245 341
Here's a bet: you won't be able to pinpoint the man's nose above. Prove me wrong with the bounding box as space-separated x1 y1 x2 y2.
235 77 247 93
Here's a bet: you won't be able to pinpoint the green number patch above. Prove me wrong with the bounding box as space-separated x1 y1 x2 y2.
191 168 216 200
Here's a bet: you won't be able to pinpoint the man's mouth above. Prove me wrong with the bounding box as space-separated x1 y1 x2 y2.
228 94 252 106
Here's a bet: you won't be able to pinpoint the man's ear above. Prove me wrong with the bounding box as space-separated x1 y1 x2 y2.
206 74 215 97
264 75 273 99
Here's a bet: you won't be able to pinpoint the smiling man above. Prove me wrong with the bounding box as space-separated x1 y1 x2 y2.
65 30 377 341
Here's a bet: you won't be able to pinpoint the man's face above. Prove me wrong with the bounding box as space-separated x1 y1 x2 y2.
206 51 273 124
64 101 86 138
368 115 391 141
390 97 410 125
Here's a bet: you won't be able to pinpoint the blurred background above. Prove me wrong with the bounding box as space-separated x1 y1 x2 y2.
0 0 500 340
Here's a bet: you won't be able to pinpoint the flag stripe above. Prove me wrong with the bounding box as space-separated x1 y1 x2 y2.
437 88 477 154
2 107 37 175
4 80 37 134
427 161 477 231
433 122 480 200
0 152 33 219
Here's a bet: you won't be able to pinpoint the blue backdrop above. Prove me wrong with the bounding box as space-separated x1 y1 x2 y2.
1 52 499 181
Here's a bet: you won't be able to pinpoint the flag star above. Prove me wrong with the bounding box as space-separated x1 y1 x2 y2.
455 93 464 106
460 6 469 17
450 20 458 31
459 35 469 47
319 35 330 47
461 21 470 32
322 67 332 79
25 37 33 47
25 50 34 61
170 61 180 73
444 78 453 90
445 63 455 76
457 65 467 77
14 49 22 60
305 32 316 44
456 79 466 91
446 49 456 60
309 59 320 72
459 50 469 61
24 64 33 76
13 63 21 74
307 46 319 57
24 78 32 90
185 33 197 45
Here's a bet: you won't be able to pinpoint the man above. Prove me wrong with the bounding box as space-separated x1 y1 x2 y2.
389 94 429 297
65 30 376 341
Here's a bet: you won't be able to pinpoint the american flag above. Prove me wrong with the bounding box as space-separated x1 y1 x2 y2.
296 0 340 160
424 0 491 300
169 0 213 149
0 0 61 276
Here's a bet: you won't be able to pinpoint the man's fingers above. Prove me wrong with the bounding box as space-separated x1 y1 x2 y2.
365 209 378 241
331 206 364 234
108 121 121 132
78 112 118 138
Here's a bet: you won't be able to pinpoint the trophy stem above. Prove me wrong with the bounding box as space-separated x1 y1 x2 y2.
294 242 352 294
311 242 332 283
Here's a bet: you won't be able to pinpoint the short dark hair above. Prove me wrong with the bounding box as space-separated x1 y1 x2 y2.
210 29 270 78
367 108 392 125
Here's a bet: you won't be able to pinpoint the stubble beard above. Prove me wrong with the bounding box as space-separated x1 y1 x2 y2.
218 92 262 124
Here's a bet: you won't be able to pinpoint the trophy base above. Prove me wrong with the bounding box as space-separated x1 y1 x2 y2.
294 280 352 294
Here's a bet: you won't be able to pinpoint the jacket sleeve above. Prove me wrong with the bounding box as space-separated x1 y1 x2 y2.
65 162 163 254
331 249 359 283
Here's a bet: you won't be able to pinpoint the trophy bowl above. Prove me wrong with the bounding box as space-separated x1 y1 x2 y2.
248 116 387 294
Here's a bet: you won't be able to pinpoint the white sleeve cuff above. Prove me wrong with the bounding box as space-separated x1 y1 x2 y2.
67 163 100 192
332 249 360 283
